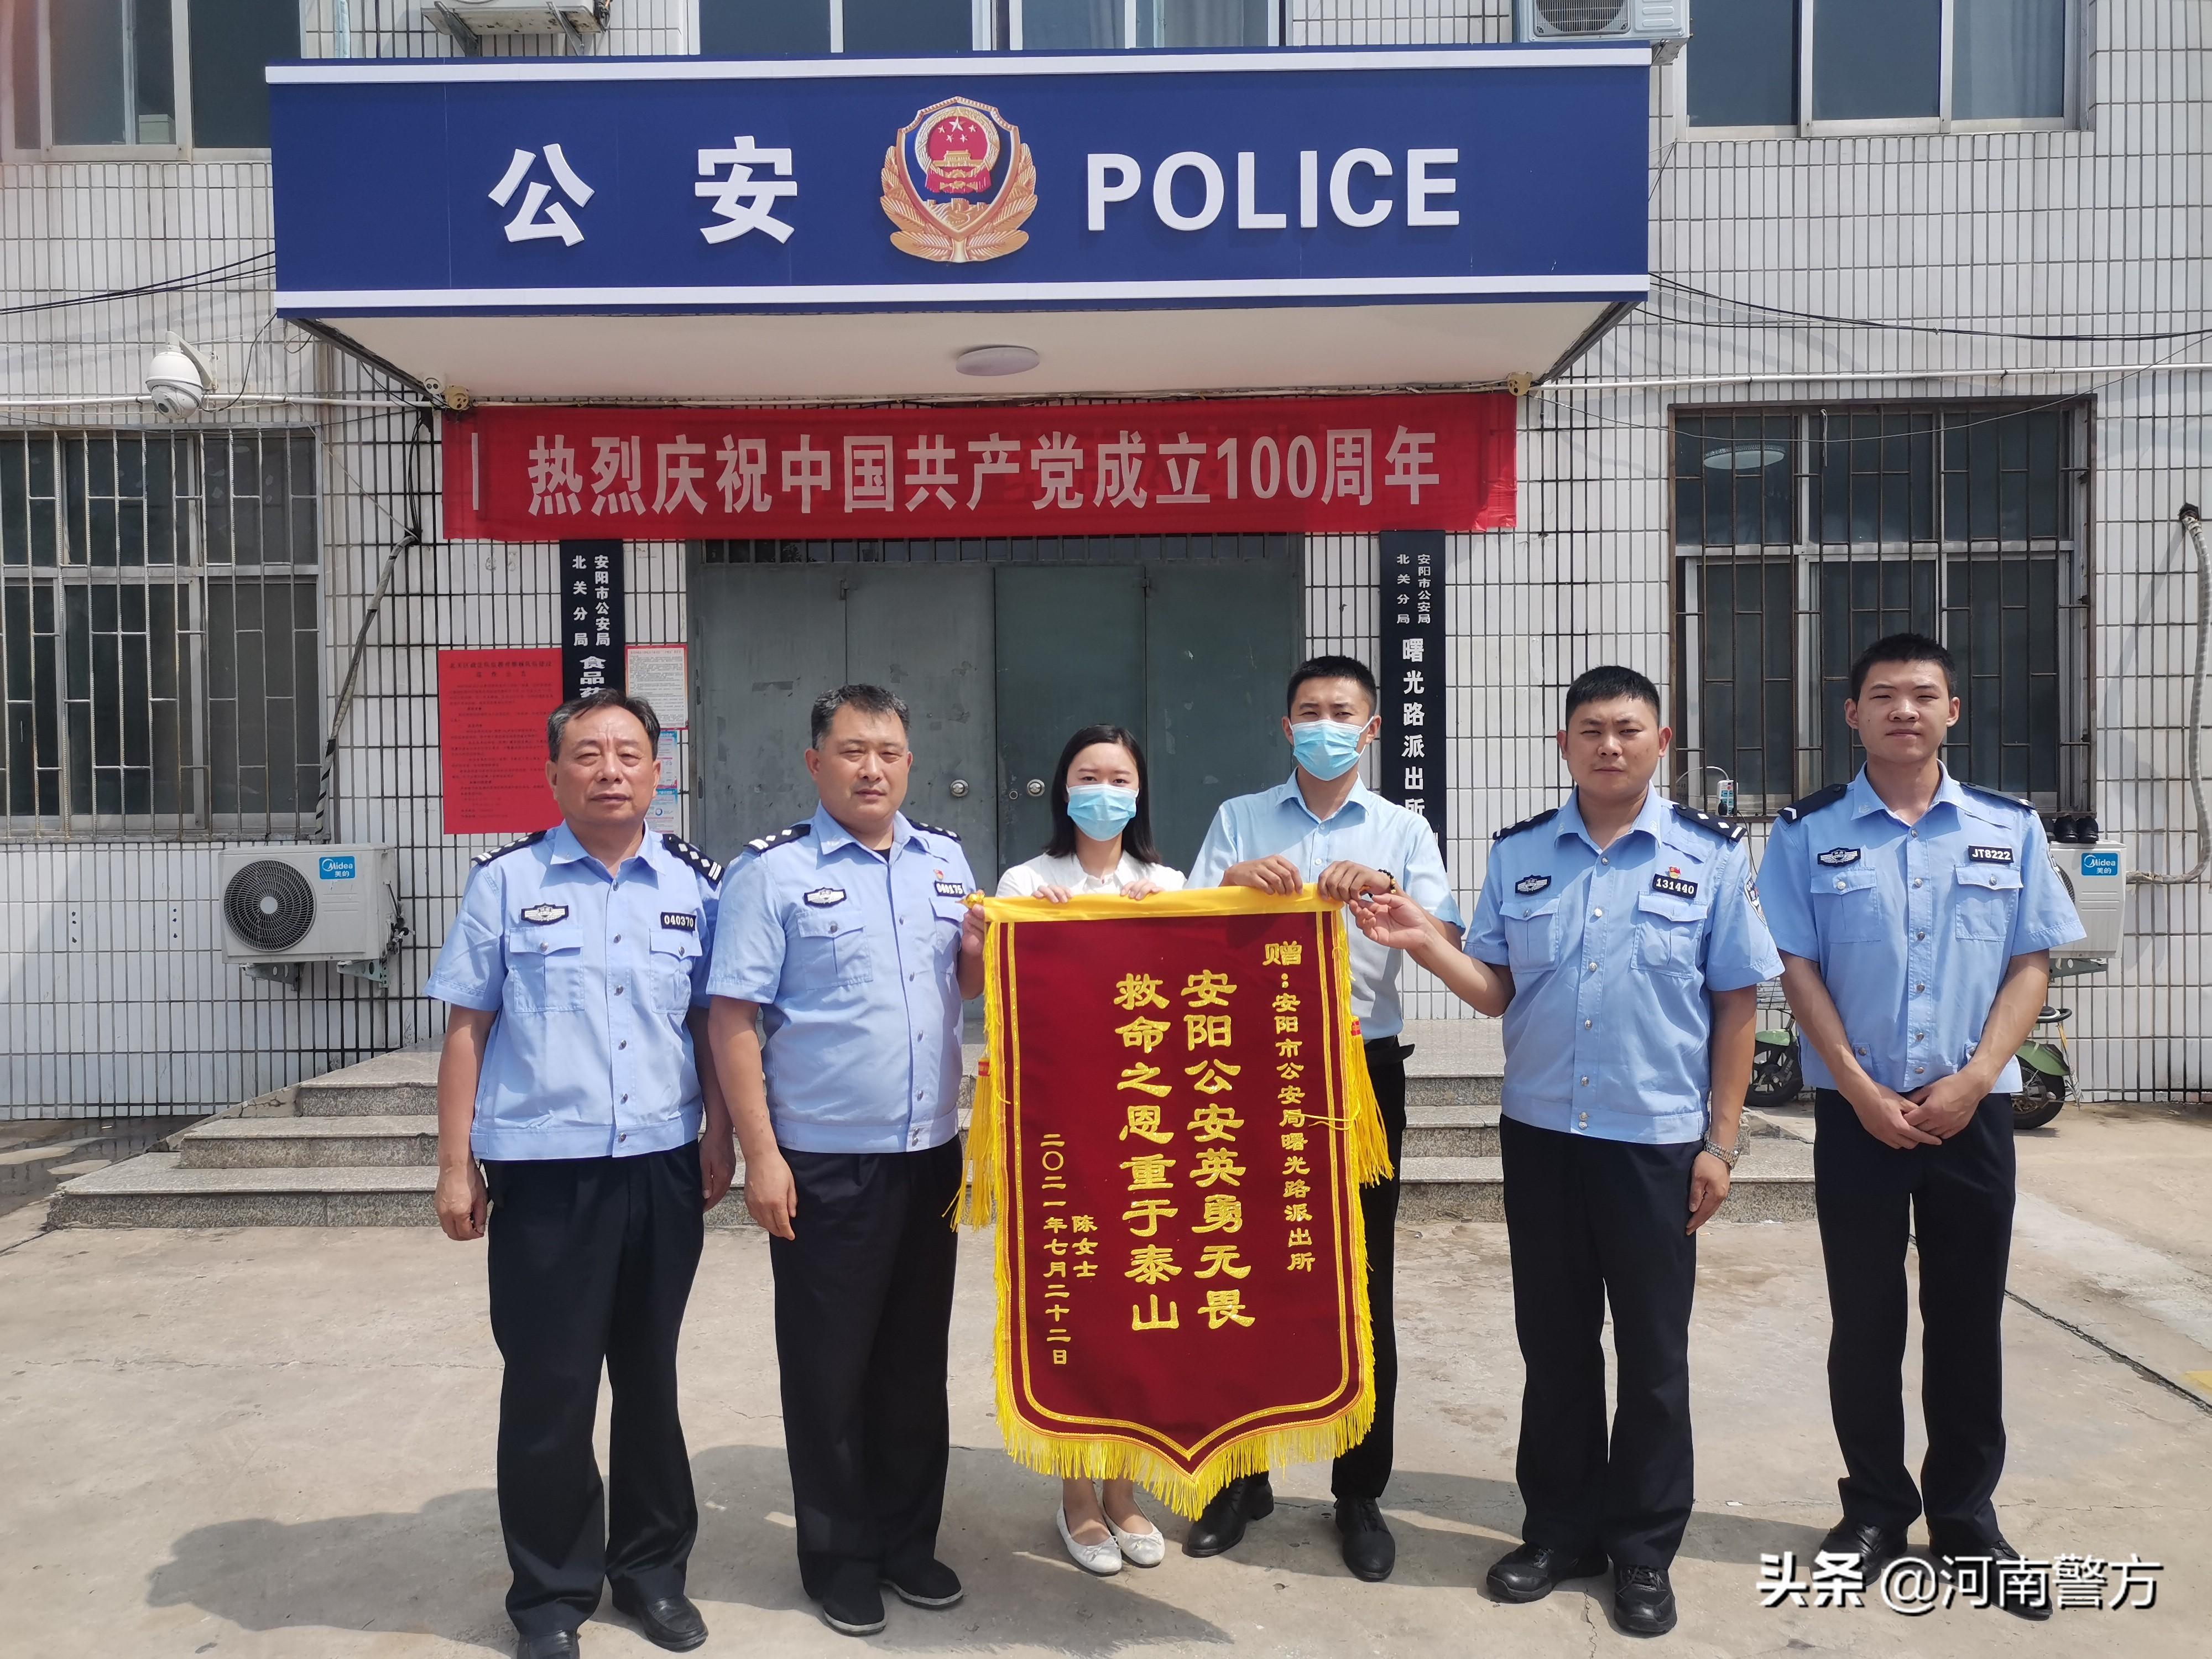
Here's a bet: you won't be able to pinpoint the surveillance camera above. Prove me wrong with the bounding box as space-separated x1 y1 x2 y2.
145 331 218 419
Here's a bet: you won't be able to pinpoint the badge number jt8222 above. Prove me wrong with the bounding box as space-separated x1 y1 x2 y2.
880 96 1037 265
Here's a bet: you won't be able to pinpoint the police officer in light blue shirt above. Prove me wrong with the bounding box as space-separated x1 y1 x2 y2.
1181 654 1462 1583
706 684 985 1639
426 690 733 1659
1357 664 1779 1638
1759 633 2081 1615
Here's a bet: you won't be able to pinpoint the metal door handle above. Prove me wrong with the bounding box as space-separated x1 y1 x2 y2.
949 779 969 798
1026 778 1046 797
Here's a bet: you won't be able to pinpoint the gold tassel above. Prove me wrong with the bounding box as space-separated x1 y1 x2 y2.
1329 909 1394 1188
954 907 1005 1230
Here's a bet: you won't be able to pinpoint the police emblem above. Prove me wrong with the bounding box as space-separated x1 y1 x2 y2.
1513 874 1552 895
519 903 570 925
880 96 1036 264
803 888 847 907
1817 847 1862 866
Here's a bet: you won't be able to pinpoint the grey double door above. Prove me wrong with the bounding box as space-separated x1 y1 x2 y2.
690 556 1302 884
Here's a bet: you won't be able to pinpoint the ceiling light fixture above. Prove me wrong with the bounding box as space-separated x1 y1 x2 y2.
956 345 1041 377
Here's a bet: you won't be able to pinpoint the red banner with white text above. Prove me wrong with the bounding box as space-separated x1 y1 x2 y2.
442 394 1515 542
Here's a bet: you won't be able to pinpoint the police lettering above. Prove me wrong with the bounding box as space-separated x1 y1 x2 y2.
1087 147 1459 233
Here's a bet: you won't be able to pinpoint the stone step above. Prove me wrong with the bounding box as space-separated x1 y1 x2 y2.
54 1129 1815 1228
176 1115 440 1170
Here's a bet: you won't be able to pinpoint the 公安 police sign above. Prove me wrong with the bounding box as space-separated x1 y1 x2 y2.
268 48 1647 316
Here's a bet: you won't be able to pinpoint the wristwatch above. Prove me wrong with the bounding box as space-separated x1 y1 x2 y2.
1700 1136 1741 1168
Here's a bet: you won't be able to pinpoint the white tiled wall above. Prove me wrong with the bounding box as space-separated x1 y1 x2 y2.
2 1 2205 1108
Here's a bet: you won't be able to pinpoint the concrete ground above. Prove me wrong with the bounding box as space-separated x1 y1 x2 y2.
2 1099 2208 1658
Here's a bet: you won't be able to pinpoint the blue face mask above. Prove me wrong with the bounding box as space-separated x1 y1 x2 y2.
1289 718 1368 781
1065 783 1139 841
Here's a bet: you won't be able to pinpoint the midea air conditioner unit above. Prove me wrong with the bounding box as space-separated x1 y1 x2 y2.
220 846 399 965
1517 0 1691 47
2048 837 2128 961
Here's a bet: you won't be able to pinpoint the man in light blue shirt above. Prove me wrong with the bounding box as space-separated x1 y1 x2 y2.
1761 633 2081 1615
1358 664 1778 1638
1182 654 1462 1583
427 690 734 1659
706 684 985 1639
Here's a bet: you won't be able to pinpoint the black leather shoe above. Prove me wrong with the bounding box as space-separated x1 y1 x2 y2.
1334 1497 1396 1582
817 1563 886 1637
514 1631 579 1659
1184 1473 1274 1557
1938 1534 2054 1621
1613 1564 1678 1636
1485 1541 1609 1603
880 1557 964 1609
611 1585 706 1652
1820 1517 1912 1582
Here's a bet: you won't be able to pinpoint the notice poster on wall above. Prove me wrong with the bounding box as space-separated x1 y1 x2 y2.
439 648 564 836
1379 530 1446 857
625 644 689 731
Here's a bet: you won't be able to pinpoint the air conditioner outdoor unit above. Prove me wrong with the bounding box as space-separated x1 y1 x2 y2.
2049 837 2128 961
1517 0 1691 46
219 846 400 966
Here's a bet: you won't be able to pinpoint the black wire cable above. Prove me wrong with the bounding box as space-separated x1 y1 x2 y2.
0 253 275 319
1652 275 2212 345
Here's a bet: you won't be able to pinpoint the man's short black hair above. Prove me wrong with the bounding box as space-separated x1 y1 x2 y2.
811 683 911 748
546 691 660 761
1286 654 1379 717
1849 632 1956 701
1563 665 1661 726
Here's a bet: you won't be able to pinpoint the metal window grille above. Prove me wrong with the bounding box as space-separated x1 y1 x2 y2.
700 533 1301 564
0 427 321 837
1673 401 2088 813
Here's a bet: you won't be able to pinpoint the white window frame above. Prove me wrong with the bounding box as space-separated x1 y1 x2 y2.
1005 0 1280 50
1671 0 2081 143
0 0 293 162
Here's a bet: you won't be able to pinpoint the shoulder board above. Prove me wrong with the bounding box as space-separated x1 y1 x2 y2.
1670 802 1747 843
471 830 546 868
1777 784 1849 824
1491 806 1559 843
658 833 723 886
1958 781 2033 812
744 822 812 855
908 820 962 842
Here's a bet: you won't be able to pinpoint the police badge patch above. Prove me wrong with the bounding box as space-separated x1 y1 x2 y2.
1968 846 2016 864
659 911 698 932
1817 847 1862 867
1651 873 1699 900
934 879 967 898
803 888 847 907
1514 874 1552 895
880 97 1036 264
519 903 569 924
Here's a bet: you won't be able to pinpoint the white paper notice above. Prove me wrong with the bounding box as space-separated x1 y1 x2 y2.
625 644 689 729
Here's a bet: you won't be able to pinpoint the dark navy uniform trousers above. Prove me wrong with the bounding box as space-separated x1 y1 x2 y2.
484 1142 705 1640
1331 1041 1407 1501
769 1138 963 1595
1500 1115 1701 1569
1814 1088 2015 1548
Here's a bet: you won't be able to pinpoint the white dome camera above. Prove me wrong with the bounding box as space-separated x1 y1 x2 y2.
145 332 218 419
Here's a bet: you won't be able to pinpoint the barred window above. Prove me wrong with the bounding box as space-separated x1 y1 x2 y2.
1674 403 2086 815
0 428 320 835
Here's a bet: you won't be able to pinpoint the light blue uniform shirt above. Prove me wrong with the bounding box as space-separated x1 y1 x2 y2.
424 822 721 1162
1189 773 1464 1041
707 804 975 1155
1757 768 2083 1095
1465 789 1782 1145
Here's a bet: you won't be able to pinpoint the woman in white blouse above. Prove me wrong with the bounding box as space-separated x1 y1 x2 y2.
995 723 1182 1573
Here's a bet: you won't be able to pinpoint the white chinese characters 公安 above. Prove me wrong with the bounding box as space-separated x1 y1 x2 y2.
696 138 799 244
490 145 594 247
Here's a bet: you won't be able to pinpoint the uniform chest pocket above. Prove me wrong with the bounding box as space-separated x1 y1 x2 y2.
1811 865 1887 943
648 930 703 1013
1952 862 2022 941
1635 891 1709 977
788 911 875 990
931 896 968 965
507 921 586 1013
1501 899 1563 977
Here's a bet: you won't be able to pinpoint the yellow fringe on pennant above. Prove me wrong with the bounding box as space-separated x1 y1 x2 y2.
954 886 1389 1516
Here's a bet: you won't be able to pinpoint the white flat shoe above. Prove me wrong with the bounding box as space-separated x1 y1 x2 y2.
1108 1509 1166 1568
1057 1506 1124 1575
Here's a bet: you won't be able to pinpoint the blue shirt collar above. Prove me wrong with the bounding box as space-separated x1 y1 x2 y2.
810 802 922 859
1555 785 1671 854
1846 765 1966 823
1270 771 1376 829
546 820 662 881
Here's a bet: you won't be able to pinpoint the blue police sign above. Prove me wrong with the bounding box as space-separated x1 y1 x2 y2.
269 48 1648 316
